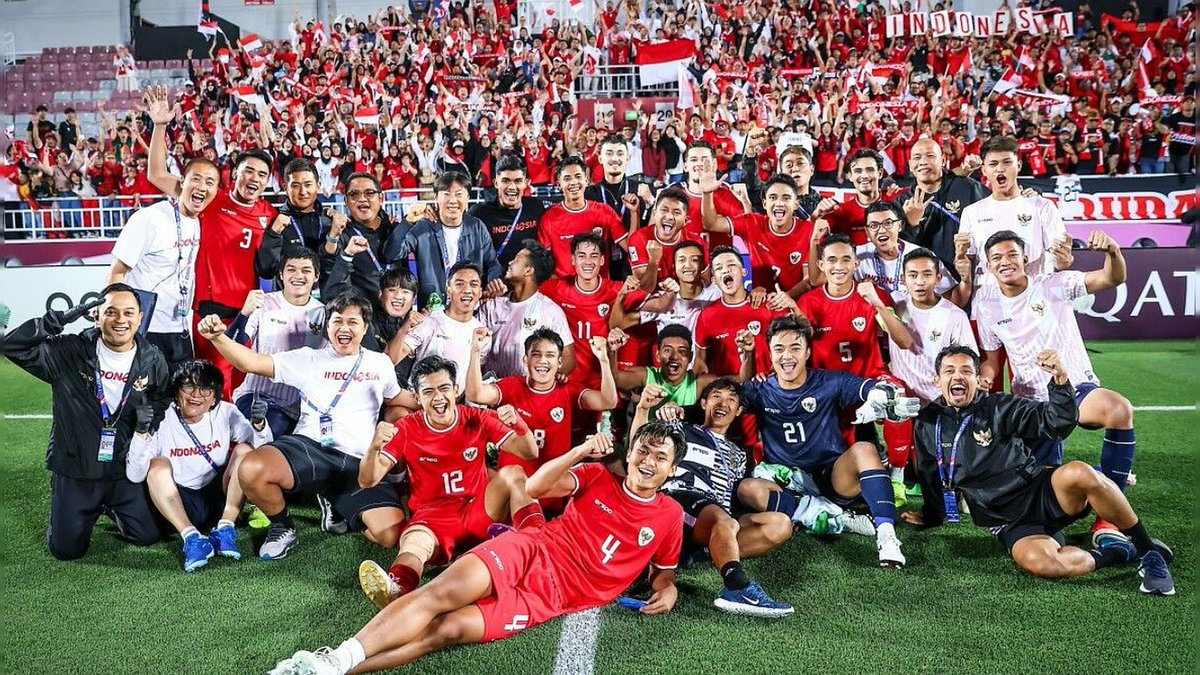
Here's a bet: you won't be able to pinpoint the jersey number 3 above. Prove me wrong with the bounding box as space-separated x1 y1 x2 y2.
239 228 254 249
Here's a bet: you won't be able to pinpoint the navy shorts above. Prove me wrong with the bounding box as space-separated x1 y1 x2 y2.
272 435 402 530
1026 383 1102 465
991 466 1090 553
177 479 227 531
810 462 860 508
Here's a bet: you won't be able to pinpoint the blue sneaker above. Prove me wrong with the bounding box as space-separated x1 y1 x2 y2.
1138 550 1175 596
713 581 794 618
209 525 241 560
1094 532 1136 565
182 533 214 572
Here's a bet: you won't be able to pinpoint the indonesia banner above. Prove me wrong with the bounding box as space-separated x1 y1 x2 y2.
635 39 696 86
354 107 380 126
229 85 264 107
239 33 264 52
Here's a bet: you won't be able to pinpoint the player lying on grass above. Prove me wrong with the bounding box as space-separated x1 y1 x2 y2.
270 425 684 675
903 346 1175 595
735 315 921 568
635 380 794 618
125 359 270 571
356 355 539 609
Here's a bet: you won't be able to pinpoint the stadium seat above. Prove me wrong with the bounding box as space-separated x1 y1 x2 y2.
52 91 73 104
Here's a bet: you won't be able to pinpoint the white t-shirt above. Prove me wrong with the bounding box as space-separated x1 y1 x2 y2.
111 199 200 333
443 224 463 265
972 272 1100 401
478 292 573 378
315 158 339 194
96 339 136 412
958 195 1066 288
404 310 483 390
126 401 256 490
889 297 977 403
855 241 955 303
232 292 326 417
271 347 402 458
641 284 721 337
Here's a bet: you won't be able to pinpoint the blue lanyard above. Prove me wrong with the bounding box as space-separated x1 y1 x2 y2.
934 414 973 489
172 203 194 296
174 408 222 472
872 242 903 293
290 216 305 243
302 350 364 416
494 204 524 259
928 199 961 225
94 365 133 428
352 226 384 272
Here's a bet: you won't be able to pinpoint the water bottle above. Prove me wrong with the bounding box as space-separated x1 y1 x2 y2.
598 411 613 443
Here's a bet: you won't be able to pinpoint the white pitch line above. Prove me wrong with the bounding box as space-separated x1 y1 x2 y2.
3 414 52 419
552 608 601 675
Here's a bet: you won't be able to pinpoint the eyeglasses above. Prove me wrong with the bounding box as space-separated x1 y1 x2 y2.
179 384 216 397
866 219 903 231
347 189 380 200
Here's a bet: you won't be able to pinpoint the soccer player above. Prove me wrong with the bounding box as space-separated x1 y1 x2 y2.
355 355 540 608
903 346 1174 595
396 262 485 391
269 425 684 675
681 141 747 249
468 155 547 269
626 187 706 284
226 248 326 438
616 240 719 337
701 172 815 297
467 328 617 477
197 293 410 560
855 202 968 307
817 149 899 246
634 381 794 617
610 324 755 413
736 315 920 568
973 230 1138 538
125 360 267 571
896 138 988 272
477 241 575 379
107 158 220 371
743 145 834 220
539 156 628 278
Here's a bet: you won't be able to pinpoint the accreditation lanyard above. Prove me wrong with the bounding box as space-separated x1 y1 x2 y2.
872 242 903 294
172 203 195 307
94 366 134 429
600 179 630 217
174 408 222 472
934 414 973 489
290 216 305 244
494 204 524 259
302 350 364 419
352 226 385 273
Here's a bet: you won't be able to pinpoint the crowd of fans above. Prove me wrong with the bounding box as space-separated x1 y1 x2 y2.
1 0 1196 228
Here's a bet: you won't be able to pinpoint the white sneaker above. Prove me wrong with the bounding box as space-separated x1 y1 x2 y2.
317 495 348 535
269 648 343 675
359 560 402 610
877 529 906 569
259 522 297 560
839 513 877 537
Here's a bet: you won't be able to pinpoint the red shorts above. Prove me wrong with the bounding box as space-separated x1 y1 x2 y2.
405 498 495 566
470 531 566 643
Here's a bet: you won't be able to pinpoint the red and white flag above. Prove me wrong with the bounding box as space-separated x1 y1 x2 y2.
1016 45 1035 71
216 48 231 64
946 49 974 77
230 85 264 107
239 33 264 52
992 67 1022 95
313 22 327 45
635 38 696 86
1137 39 1160 99
677 63 698 109
354 106 380 126
197 1 220 39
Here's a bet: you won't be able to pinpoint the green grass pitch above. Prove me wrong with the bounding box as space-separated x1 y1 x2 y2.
1 341 1195 674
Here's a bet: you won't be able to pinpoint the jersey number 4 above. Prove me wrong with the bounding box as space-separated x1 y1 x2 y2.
600 534 621 564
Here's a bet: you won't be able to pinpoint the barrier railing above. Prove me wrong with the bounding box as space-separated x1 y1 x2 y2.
574 64 680 99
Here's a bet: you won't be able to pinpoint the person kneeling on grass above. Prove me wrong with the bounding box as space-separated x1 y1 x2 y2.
269 426 684 675
902 345 1174 595
126 360 272 571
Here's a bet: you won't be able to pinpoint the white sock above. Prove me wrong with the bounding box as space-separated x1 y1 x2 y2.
889 467 904 482
876 522 896 540
217 519 235 531
331 638 366 673
181 526 199 540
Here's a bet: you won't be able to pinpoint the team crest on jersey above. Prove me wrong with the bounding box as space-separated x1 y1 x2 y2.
1030 300 1046 317
1016 210 1033 225
258 216 269 229
310 321 323 335
550 407 564 423
463 446 479 461
747 321 762 336
973 428 993 447
523 316 538 329
131 375 149 392
852 316 868 332
945 199 961 214
929 328 943 342
638 526 655 547
598 303 610 318
801 397 817 413
789 251 802 265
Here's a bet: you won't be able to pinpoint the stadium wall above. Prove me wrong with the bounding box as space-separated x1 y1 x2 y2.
0 0 124 54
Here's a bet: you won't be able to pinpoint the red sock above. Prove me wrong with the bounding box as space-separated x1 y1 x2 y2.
388 563 421 596
882 419 913 471
513 503 546 530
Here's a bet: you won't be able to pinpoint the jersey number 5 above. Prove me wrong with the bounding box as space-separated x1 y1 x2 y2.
838 341 852 363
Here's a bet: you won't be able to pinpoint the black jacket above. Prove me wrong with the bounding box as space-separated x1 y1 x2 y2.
257 202 333 291
741 153 824 218
322 211 398 302
896 174 989 278
913 381 1078 528
4 318 170 481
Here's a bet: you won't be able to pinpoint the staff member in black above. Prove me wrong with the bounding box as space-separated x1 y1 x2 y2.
4 284 170 560
896 139 988 276
902 345 1175 595
257 158 335 289
468 155 546 270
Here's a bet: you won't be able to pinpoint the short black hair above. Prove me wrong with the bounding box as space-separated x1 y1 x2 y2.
281 246 321 276
182 158 219 178
171 359 225 408
599 133 629 149
380 267 418 293
495 155 527 175
556 155 589 179
524 327 564 354
571 232 606 255
345 172 381 191
516 240 555 285
435 170 472 193
779 145 813 165
235 148 273 172
980 135 1020 159
709 244 741 265
847 148 884 172
411 355 458 389
901 247 942 273
818 232 854 257
700 376 743 408
628 420 685 468
654 186 690 212
685 140 716 160
656 323 693 347
762 173 799 198
283 157 318 180
100 282 143 310
983 229 1026 256
448 260 483 282
766 314 813 346
865 200 904 223
934 344 981 373
674 239 705 262
323 291 373 332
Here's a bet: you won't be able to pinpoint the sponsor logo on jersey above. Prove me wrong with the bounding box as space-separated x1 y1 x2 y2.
638 526 655 547
463 446 479 461
131 375 149 392
801 396 817 413
789 251 802 264
973 428 993 447
593 499 613 515
945 199 961 214
747 321 762 336
419 457 439 463
852 316 868 332
765 407 781 414
324 371 382 381
550 407 564 423
523 316 538 329
488 549 504 571
598 303 610 317
270 317 288 325
1031 300 1046 317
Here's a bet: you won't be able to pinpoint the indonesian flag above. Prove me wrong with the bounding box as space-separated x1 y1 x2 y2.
248 52 268 75
313 21 327 45
354 106 380 126
992 67 1022 95
1016 45 1035 71
946 49 973 77
583 46 600 76
197 1 218 39
635 38 696 86
1137 39 1159 99
216 48 231 64
677 63 698 109
239 33 264 52
230 85 264 107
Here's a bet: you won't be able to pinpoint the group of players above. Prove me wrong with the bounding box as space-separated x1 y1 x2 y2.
5 86 1177 675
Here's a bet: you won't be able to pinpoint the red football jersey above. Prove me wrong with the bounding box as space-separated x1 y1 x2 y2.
825 197 871 246
382 407 515 513
538 202 627 278
625 228 708 282
541 277 625 388
194 190 276 309
797 286 890 378
694 298 782 375
496 376 583 474
683 184 743 250
541 463 682 609
729 213 815 292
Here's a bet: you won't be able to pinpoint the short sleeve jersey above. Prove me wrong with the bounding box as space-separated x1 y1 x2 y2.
741 371 875 470
729 213 815 292
797 286 891 379
538 202 627 278
194 190 276 309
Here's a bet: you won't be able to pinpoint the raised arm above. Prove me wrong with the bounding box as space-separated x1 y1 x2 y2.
196 315 276 377
526 434 613 499
144 86 182 197
466 327 502 406
1081 230 1126 293
578 336 619 411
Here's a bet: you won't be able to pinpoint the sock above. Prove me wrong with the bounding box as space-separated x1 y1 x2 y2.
1100 428 1136 492
268 508 294 529
329 637 366 674
858 469 897 527
181 526 199 540
766 490 799 519
217 519 235 531
1120 520 1155 558
513 503 546 530
389 563 421 594
1089 546 1131 570
882 419 913 471
720 561 751 591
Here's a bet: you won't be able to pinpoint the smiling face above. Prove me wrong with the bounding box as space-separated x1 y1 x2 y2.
908 139 943 184
280 257 318 302
711 251 746 298
701 386 742 434
985 239 1028 286
176 382 216 421
524 338 562 388
346 177 383 223
902 256 941 305
379 285 414 318
505 249 533 283
655 336 692 383
286 170 318 211
982 150 1020 197
674 246 703 285
325 306 368 355
496 169 527 209
769 328 810 385
179 164 220 218
97 291 142 351
936 352 978 407
865 209 902 256
447 268 482 315
599 142 629 177
848 156 881 197
624 436 677 494
416 369 459 427
818 241 858 289
652 196 688 241
233 157 271 204
557 164 588 204
763 183 798 228
438 180 470 225
685 147 715 179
